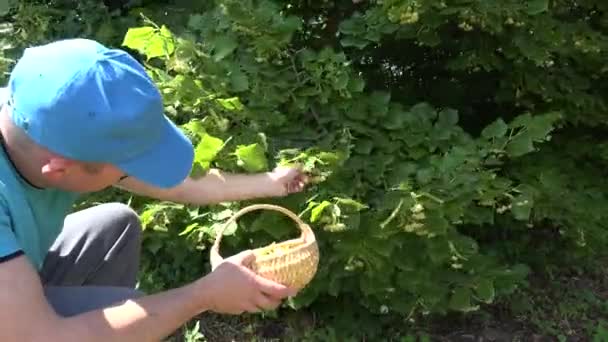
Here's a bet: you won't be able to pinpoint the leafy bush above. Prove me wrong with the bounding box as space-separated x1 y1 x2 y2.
2 0 607 320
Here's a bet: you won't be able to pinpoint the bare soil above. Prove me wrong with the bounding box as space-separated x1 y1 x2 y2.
167 265 608 342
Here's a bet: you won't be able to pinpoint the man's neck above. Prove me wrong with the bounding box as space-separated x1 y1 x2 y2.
0 108 47 189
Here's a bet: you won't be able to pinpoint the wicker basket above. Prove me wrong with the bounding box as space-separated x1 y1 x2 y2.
209 204 319 291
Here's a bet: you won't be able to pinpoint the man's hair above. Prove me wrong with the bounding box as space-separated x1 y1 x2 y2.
1 104 104 174
1 105 37 152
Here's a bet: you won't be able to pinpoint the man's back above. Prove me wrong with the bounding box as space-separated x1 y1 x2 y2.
0 129 80 270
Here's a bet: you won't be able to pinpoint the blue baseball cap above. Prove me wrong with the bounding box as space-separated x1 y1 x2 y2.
1 38 194 188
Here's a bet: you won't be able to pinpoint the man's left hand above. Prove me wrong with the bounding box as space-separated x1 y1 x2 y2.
266 166 309 197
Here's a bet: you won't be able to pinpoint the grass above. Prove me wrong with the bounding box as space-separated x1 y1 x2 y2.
506 265 608 341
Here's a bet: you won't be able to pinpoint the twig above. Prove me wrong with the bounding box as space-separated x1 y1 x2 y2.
310 105 329 135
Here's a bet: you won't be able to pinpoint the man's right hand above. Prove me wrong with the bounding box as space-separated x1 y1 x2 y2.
195 250 298 315
0 249 298 342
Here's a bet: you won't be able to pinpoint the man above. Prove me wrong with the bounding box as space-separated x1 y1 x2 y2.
0 38 309 341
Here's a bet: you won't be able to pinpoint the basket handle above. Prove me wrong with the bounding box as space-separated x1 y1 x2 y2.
209 204 312 270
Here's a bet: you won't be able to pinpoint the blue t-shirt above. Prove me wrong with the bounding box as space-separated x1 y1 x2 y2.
0 90 81 270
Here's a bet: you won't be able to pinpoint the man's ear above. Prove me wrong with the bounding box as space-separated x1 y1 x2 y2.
41 157 74 181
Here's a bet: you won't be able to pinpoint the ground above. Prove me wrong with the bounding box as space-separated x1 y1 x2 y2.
164 261 608 342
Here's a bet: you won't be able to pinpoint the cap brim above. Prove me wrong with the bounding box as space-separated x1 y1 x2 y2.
117 116 194 189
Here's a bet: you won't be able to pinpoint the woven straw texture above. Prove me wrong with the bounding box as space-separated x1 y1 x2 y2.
209 204 319 291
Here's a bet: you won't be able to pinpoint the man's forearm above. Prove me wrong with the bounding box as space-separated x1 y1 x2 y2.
176 169 280 203
117 169 281 205
51 281 207 342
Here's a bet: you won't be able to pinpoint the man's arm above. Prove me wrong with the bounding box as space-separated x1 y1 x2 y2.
115 167 307 205
0 254 202 341
0 251 293 342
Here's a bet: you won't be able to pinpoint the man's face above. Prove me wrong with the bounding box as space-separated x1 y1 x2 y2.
41 159 126 193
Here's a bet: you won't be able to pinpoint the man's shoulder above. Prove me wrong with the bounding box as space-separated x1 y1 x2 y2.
0 155 24 214
0 145 42 220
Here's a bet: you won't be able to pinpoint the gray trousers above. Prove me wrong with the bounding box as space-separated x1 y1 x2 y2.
39 202 144 317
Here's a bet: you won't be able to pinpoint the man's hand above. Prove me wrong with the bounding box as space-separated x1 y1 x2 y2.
265 165 309 197
0 250 297 342
196 250 298 315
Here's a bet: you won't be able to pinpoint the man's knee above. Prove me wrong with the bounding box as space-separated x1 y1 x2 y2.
106 203 141 230
94 202 142 240
44 202 143 287
68 202 143 256
91 203 141 233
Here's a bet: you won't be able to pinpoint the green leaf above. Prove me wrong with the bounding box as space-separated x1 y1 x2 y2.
217 97 244 111
383 105 406 130
539 170 564 191
0 0 14 15
426 238 451 264
593 323 608 342
140 204 163 229
122 25 175 60
425 211 449 236
341 36 370 49
230 69 249 92
345 101 367 121
410 102 437 123
213 220 238 236
145 237 163 254
179 223 199 236
334 197 368 211
368 91 391 117
348 76 365 93
526 112 561 140
310 201 332 222
416 168 435 184
464 206 495 225
511 191 534 221
509 113 532 128
234 143 268 172
494 264 531 295
212 35 238 61
481 118 508 139
437 108 459 126
526 0 549 15
339 17 364 35
449 287 477 312
187 14 206 31
123 26 156 51
450 235 479 259
355 139 374 154
506 132 535 157
334 72 349 90
183 120 206 138
194 133 224 169
250 211 293 239
388 294 417 315
387 162 417 185
474 279 495 303
418 28 441 47
324 222 349 232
